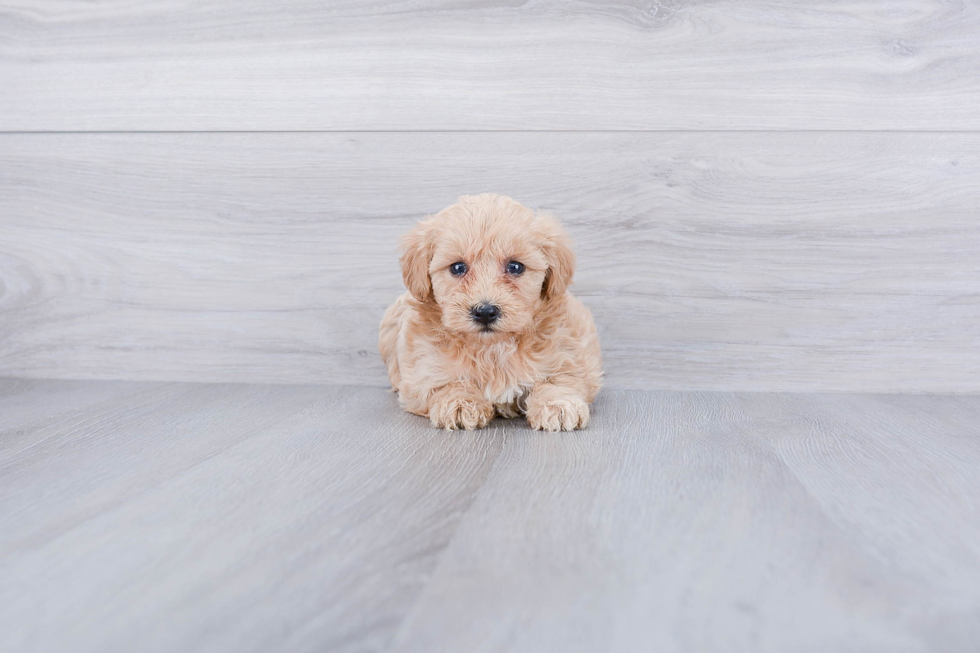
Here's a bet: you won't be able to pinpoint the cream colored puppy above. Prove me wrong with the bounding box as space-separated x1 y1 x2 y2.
379 194 602 431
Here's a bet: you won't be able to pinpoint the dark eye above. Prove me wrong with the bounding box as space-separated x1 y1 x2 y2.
506 261 525 275
450 261 468 276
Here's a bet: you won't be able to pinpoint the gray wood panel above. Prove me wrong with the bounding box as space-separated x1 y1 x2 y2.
2 132 978 392
2 379 979 652
392 389 980 652
2 0 979 131
0 380 504 653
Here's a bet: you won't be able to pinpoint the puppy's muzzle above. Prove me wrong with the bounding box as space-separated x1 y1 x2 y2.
470 303 501 326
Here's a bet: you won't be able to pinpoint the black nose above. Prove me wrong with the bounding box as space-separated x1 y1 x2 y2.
471 303 501 325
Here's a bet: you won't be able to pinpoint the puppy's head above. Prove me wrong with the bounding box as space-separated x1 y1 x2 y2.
400 194 575 336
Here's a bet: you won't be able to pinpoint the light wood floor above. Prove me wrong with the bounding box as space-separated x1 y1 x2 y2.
3 377 979 652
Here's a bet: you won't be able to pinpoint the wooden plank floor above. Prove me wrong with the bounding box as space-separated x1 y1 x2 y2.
3 378 979 652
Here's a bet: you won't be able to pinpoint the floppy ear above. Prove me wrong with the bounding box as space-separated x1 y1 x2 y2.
400 220 435 302
537 213 576 300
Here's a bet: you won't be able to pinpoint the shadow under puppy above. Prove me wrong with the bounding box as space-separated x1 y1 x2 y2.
380 194 602 431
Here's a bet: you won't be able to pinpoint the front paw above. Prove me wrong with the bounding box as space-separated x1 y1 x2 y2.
525 392 590 432
429 390 494 431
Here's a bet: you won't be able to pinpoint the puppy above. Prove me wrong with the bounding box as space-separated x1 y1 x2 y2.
379 194 602 431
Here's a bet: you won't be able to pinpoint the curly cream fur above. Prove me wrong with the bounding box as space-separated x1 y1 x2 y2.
379 194 602 431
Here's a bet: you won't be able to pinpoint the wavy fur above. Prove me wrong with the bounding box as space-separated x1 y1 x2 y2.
379 194 602 431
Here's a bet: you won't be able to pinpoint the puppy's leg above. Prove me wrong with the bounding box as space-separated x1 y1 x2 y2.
428 384 495 431
525 376 591 432
379 293 412 390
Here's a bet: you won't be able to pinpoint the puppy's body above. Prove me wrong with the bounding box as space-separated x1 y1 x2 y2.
379 194 602 431
380 289 601 427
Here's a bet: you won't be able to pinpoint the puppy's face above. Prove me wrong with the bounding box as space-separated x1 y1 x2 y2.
401 194 575 337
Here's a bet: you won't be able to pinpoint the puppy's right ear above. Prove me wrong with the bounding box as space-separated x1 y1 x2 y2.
400 220 435 302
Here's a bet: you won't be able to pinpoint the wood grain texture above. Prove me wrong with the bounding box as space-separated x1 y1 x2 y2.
392 389 980 652
0 380 504 653
2 132 978 392
2 0 980 131
2 379 979 652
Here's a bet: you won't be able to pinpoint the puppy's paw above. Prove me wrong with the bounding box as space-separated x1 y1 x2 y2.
429 390 494 431
525 391 590 432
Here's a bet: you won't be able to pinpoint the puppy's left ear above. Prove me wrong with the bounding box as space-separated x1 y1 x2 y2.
400 219 436 302
536 212 576 300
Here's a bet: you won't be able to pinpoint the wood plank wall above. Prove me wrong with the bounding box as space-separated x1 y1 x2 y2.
1 1 978 392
